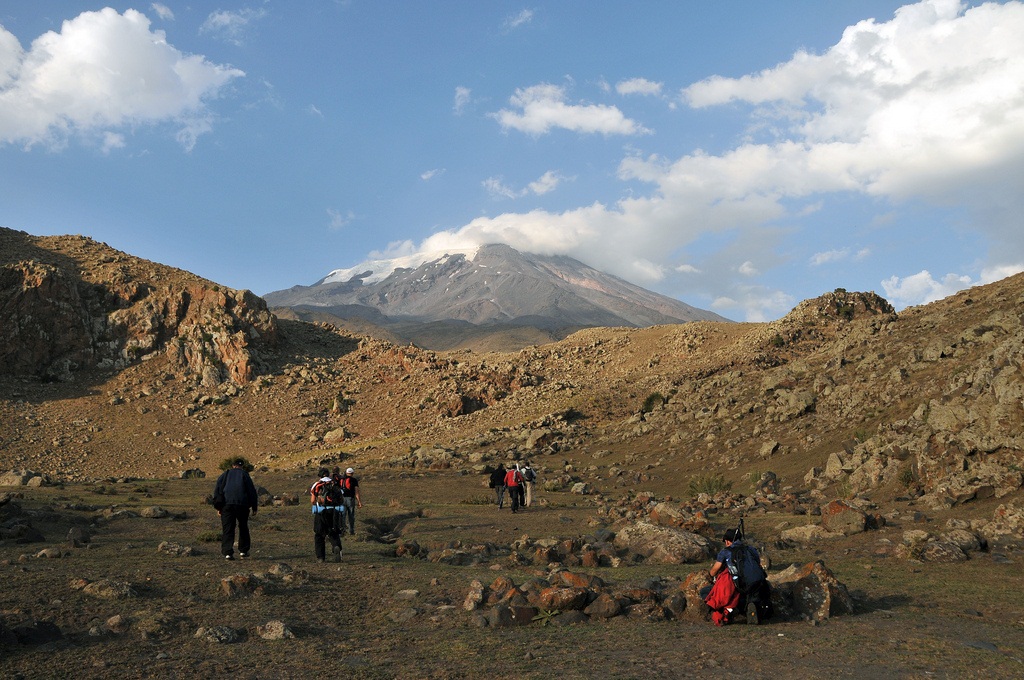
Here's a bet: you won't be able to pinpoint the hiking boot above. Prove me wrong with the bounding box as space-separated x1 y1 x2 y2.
333 545 342 562
225 554 234 561
746 601 760 625
238 552 248 559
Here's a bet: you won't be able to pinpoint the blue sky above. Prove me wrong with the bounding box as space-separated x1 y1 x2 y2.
2 1 1022 321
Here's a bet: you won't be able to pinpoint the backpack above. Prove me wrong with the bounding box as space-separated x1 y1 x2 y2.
727 543 773 620
523 468 536 482
313 479 343 507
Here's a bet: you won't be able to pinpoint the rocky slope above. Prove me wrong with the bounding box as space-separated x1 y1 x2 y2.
1 228 1022 524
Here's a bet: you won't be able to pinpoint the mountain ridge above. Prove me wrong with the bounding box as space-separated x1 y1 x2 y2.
264 244 728 349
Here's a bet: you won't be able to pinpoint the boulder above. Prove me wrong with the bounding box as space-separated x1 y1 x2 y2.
257 620 295 640
613 522 711 564
583 593 622 619
769 561 854 621
81 579 136 599
195 626 241 644
819 500 867 535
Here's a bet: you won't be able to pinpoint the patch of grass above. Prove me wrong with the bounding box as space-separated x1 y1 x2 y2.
641 392 666 414
217 456 255 472
196 530 221 542
459 495 494 506
687 473 731 497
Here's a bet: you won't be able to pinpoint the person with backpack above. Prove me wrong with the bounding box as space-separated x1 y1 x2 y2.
708 527 772 624
503 465 524 513
489 464 507 509
521 463 537 507
334 466 362 536
213 457 259 561
310 468 345 562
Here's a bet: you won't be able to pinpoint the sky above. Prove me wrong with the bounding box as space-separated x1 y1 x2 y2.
1 1 1023 322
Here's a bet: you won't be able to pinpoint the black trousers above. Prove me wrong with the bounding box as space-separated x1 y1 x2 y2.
313 509 343 560
221 504 251 557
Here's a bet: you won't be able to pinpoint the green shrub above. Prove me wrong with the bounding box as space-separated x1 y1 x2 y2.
641 392 666 414
687 473 731 497
197 531 221 543
770 333 785 348
218 456 254 472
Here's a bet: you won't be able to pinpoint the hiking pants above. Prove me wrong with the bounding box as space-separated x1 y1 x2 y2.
313 508 343 560
221 504 251 557
524 481 534 507
508 486 520 512
495 485 506 508
342 497 357 534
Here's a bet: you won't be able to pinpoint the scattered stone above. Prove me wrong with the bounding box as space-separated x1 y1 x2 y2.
195 626 241 644
257 620 295 640
82 579 137 599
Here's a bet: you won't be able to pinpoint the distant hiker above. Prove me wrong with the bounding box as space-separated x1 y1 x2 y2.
334 466 362 536
707 528 772 624
504 465 524 513
311 468 344 562
213 458 259 561
489 464 507 509
521 463 537 507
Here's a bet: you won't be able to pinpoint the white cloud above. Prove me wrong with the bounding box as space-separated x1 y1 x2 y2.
101 131 125 154
616 77 662 97
352 1 1024 321
503 9 534 32
309 104 323 117
675 264 700 274
484 170 566 199
200 7 268 46
453 86 471 115
738 261 759 276
421 168 443 181
327 208 354 231
881 269 972 307
150 3 174 21
491 83 649 136
810 248 850 266
0 8 244 150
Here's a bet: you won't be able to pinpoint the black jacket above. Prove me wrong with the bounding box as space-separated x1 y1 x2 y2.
214 467 258 510
489 467 506 488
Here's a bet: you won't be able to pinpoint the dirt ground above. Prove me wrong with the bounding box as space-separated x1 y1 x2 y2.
2 470 1023 680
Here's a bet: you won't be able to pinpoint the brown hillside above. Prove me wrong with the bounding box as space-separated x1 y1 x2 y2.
1 227 1022 519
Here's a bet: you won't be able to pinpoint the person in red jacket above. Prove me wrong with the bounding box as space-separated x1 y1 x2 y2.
503 466 524 513
705 571 741 626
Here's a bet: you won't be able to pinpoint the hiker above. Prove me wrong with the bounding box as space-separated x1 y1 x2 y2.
503 465 524 513
311 468 344 562
708 528 771 624
335 466 362 536
521 463 536 507
489 464 507 508
213 458 259 561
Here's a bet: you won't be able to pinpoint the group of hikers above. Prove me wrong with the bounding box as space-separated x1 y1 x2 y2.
212 458 362 563
214 458 772 625
488 462 536 513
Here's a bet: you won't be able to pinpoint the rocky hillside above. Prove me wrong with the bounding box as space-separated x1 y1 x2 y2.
0 227 277 386
1 228 1022 522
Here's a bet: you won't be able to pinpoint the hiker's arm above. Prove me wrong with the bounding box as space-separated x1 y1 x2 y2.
709 560 724 578
355 487 362 508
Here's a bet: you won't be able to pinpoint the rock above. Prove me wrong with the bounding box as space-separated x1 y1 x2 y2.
140 506 169 519
681 571 713 621
920 541 968 563
570 482 591 495
486 604 515 628
82 579 136 599
819 500 867 535
755 471 779 495
34 547 65 559
941 529 984 554
67 527 91 547
220 573 261 597
538 587 589 611
195 626 241 644
551 610 588 625
395 589 420 600
257 620 295 640
769 561 854 621
179 468 206 479
0 470 43 487
13 620 63 645
156 541 195 557
583 593 622 619
106 614 131 634
613 522 712 564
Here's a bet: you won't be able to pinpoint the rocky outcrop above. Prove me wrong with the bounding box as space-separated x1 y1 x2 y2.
0 229 278 385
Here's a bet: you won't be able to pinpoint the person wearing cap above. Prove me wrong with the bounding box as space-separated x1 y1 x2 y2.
334 466 362 535
212 457 259 560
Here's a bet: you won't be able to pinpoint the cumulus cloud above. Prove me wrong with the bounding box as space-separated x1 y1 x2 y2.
883 262 1024 308
351 1 1024 320
200 7 268 46
0 8 244 150
491 83 649 136
421 168 443 181
616 77 662 97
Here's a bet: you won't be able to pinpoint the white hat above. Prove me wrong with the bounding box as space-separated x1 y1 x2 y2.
346 467 355 474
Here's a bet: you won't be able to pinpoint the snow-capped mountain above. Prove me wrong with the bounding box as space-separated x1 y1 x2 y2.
264 244 729 347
